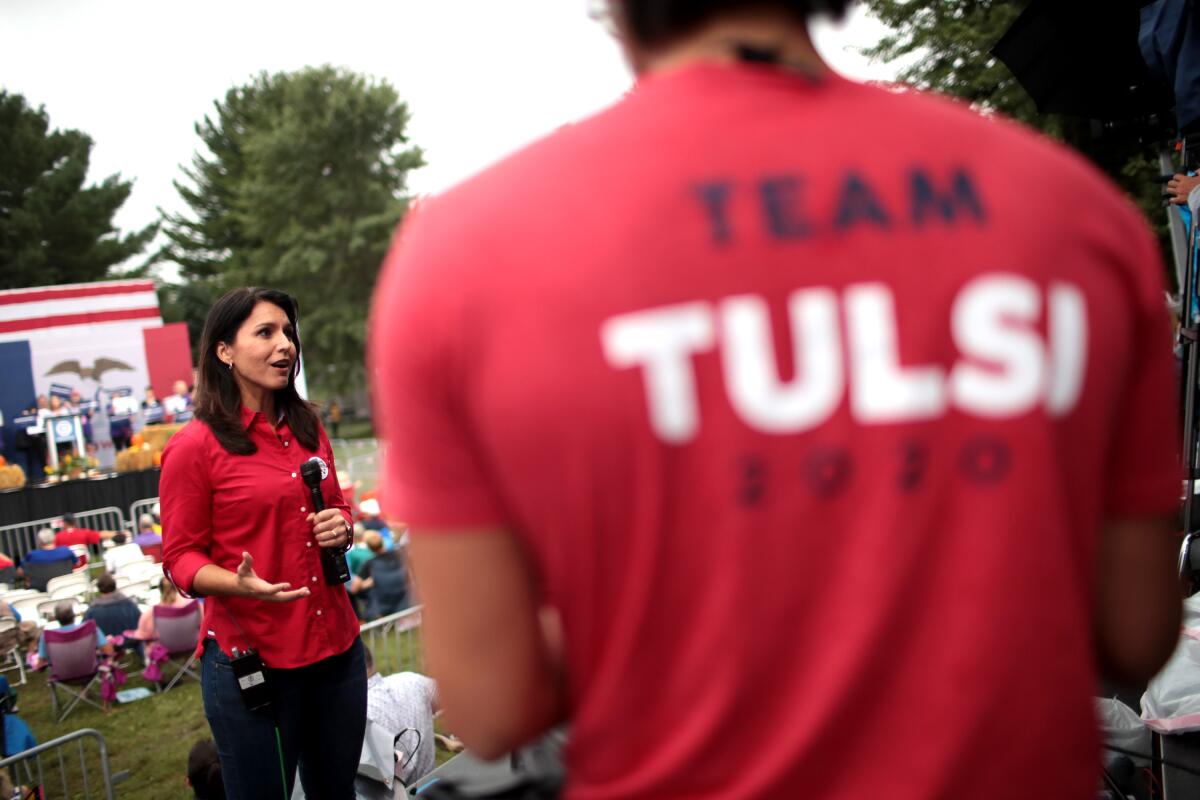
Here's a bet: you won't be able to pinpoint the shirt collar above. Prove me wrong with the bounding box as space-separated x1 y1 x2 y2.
239 405 286 431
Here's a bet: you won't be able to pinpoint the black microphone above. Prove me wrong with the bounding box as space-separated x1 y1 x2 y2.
300 460 351 585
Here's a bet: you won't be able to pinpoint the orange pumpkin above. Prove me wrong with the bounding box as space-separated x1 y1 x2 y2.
130 433 144 449
153 451 162 467
0 455 6 467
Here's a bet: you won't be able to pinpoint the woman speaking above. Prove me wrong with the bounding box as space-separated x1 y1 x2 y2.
161 287 365 799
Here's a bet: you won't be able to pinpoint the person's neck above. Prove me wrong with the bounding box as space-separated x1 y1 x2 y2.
634 13 827 78
240 385 276 423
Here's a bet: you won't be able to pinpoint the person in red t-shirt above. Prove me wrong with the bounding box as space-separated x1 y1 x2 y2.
369 2 1183 798
160 287 363 800
53 513 114 549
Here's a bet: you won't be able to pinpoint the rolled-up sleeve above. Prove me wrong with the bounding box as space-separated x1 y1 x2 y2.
160 429 216 596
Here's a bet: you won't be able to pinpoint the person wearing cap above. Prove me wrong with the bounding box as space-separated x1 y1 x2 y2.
370 1 1182 797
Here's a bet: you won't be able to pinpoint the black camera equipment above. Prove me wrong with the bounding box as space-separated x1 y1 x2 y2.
299 460 351 585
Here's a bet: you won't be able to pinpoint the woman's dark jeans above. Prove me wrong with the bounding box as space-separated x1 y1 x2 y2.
200 637 367 800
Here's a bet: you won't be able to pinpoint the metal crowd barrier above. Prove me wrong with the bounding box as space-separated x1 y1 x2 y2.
0 728 128 799
127 496 159 532
359 605 424 675
0 506 126 564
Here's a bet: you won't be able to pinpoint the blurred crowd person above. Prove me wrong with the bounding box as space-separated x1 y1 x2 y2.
350 531 409 620
54 512 114 549
186 739 225 800
84 572 143 660
363 646 436 785
131 579 192 642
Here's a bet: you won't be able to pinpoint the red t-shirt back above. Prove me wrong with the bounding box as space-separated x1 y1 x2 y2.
371 64 1179 799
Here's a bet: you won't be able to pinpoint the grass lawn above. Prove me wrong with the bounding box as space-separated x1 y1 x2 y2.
11 663 209 799
6 623 431 797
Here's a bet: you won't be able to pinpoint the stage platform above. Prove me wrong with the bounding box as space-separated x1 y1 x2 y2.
0 469 159 528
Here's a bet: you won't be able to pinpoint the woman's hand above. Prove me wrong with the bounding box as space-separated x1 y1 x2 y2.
235 552 311 602
307 509 349 550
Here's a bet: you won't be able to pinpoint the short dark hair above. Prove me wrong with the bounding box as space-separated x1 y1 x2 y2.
187 739 224 800
54 601 75 627
96 573 116 594
62 512 76 525
194 287 321 456
618 0 852 47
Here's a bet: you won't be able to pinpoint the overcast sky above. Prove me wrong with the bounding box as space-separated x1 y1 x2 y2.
0 1 900 259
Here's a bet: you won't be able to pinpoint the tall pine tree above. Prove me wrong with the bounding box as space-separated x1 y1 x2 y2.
160 66 424 394
0 91 155 289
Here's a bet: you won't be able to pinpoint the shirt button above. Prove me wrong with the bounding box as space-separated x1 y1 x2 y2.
311 576 317 583
306 542 312 548
300 506 306 512
284 441 290 447
291 472 297 478
316 610 323 616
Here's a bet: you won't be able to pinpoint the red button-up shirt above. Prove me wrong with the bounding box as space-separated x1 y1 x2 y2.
160 407 358 669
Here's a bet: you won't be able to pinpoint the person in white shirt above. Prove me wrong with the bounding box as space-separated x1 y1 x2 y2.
363 646 437 784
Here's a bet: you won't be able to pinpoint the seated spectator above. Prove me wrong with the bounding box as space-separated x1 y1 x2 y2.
364 646 437 784
54 512 115 548
21 529 76 567
352 532 409 620
85 573 143 660
359 498 387 532
358 499 395 551
38 601 107 664
130 580 192 641
0 677 36 758
346 523 372 577
104 533 146 574
134 515 163 550
187 738 225 799
0 598 39 652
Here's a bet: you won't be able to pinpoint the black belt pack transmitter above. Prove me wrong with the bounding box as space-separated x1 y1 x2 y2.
231 647 272 711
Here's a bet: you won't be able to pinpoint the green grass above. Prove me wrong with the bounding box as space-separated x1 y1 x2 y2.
5 623 430 798
10 664 208 799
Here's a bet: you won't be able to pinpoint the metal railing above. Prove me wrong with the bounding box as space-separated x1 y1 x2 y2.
359 605 424 675
0 506 125 564
0 727 127 799
331 438 380 494
127 497 159 533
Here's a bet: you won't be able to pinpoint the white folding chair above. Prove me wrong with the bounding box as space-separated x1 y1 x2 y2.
0 618 26 686
49 585 85 601
9 594 48 623
37 598 83 622
124 580 153 601
46 573 89 596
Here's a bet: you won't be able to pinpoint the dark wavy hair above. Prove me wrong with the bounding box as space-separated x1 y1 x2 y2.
187 739 225 800
194 287 321 455
618 0 852 47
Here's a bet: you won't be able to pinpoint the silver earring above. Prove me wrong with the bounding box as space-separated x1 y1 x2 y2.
226 362 233 370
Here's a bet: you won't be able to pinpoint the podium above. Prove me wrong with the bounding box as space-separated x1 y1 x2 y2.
42 413 87 470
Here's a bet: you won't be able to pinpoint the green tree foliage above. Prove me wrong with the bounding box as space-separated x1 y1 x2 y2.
862 1 1174 279
0 91 155 290
160 65 424 393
